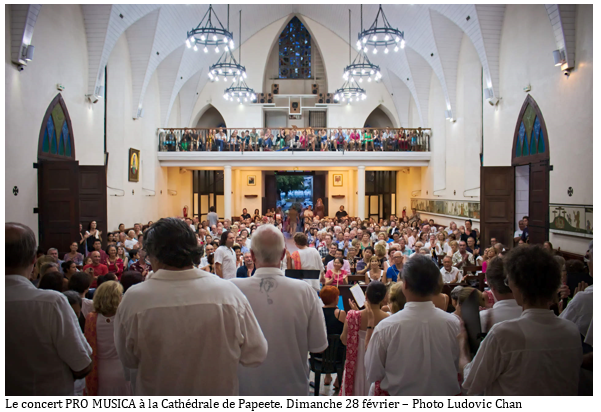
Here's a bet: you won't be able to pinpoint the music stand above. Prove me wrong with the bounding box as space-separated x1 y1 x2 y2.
285 269 321 280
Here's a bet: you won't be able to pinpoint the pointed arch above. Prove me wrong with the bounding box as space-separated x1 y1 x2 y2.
191 104 227 129
512 95 550 166
38 93 76 160
363 105 397 128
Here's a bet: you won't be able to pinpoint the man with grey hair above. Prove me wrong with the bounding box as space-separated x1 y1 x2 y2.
6 223 93 395
231 224 328 396
47 247 64 273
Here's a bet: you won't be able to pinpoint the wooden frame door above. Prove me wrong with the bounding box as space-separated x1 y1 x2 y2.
480 166 515 247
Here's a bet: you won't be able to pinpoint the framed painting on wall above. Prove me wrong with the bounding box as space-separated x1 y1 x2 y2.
333 174 343 187
248 175 256 186
128 148 140 182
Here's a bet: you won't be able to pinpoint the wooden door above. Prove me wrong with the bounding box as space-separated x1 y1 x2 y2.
480 167 515 247
528 161 549 244
313 173 326 210
79 166 108 248
38 160 80 253
264 174 277 214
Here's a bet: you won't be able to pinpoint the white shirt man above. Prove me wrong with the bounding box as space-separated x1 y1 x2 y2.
559 284 593 337
479 299 523 333
231 226 328 395
215 232 237 280
440 265 461 284
294 245 325 293
124 231 139 251
365 255 461 396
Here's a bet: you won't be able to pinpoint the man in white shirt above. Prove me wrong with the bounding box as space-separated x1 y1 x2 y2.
440 256 461 283
115 218 267 395
425 234 442 255
513 219 525 244
124 229 138 252
214 230 237 279
365 254 461 395
6 223 93 395
200 244 215 269
231 225 328 395
462 245 582 396
560 241 593 337
478 257 522 333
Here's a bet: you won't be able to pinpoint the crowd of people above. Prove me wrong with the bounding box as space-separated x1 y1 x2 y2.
5 205 593 396
160 127 430 152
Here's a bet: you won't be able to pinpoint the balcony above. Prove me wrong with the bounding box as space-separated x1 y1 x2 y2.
157 128 431 168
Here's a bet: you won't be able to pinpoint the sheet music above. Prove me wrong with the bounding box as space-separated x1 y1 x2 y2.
350 284 366 308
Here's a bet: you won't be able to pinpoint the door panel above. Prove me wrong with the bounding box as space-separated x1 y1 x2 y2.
528 162 549 244
38 160 80 253
480 167 514 247
313 173 326 211
264 174 277 214
79 166 107 248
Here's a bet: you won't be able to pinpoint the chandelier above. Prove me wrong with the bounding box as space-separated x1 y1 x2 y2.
357 4 405 54
186 4 234 53
223 10 256 103
334 78 366 103
343 51 382 84
209 50 246 82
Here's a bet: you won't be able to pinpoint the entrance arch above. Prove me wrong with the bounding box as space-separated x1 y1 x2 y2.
193 104 227 129
363 105 396 128
511 94 550 245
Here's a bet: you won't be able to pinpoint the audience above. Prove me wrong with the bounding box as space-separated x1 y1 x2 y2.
114 218 267 395
231 225 327 395
479 257 522 333
6 222 93 395
462 245 582 395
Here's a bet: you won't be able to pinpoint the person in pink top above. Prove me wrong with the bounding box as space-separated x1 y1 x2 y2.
324 257 349 286
349 129 361 151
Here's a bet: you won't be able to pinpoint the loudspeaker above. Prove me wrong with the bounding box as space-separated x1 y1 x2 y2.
318 93 325 104
312 83 319 95
290 101 300 114
259 93 266 104
267 93 273 104
272 83 279 94
325 93 333 104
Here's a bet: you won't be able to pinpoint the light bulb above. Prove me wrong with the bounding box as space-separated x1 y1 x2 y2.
215 46 219 53
385 34 390 41
203 46 208 53
251 94 256 100
218 69 223 74
213 35 217 41
230 40 234 49
368 77 372 82
233 77 237 82
244 97 248 102
350 77 354 83
246 92 250 97
224 46 229 51
401 39 405 49
362 94 366 100
186 39 191 48
215 76 219 82
362 37 368 44
361 69 365 74
395 36 400 43
224 38 228 43
372 35 377 41
237 97 240 102
209 73 213 79
370 69 375 75
394 46 399 52
243 72 247 78
200 35 206 41
228 69 232 74
373 48 377 54
359 78 363 83
384 47 389 54
364 47 368 53
224 94 228 99
353 70 356 75
356 40 361 48
193 45 198 52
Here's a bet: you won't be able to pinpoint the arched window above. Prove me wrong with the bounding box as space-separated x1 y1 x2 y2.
512 95 549 165
38 93 75 159
278 17 311 79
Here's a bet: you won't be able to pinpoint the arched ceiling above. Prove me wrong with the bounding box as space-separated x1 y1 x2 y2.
78 4 510 125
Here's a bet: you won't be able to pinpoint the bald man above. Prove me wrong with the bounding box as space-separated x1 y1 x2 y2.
6 223 93 395
230 225 327 396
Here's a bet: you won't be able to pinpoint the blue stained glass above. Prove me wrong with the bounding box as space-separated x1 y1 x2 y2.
62 122 71 157
47 116 57 154
278 17 311 79
517 122 526 158
538 127 545 154
531 117 541 155
42 129 49 153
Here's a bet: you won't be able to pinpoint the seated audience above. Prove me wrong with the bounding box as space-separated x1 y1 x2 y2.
6 222 93 395
83 251 109 288
365 256 386 284
365 255 461 395
462 245 582 395
84 281 132 395
236 252 256 278
231 225 327 396
115 218 268 395
340 281 389 396
479 257 522 333
440 255 461 283
452 241 475 272
64 241 84 266
386 251 403 282
324 257 349 286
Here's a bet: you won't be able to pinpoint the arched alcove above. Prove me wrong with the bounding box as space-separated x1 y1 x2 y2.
363 105 396 128
262 15 328 95
194 105 227 129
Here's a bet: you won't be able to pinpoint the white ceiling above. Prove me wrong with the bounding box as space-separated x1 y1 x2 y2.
52 4 557 126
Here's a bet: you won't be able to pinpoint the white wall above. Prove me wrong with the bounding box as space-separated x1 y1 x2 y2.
482 4 593 253
5 5 104 237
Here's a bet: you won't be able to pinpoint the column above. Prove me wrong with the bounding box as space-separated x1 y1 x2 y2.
224 165 232 221
357 166 366 219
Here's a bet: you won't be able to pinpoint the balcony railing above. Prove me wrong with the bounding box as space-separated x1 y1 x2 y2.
157 127 431 153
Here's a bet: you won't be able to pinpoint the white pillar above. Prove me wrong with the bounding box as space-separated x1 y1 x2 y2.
357 166 366 219
224 165 232 221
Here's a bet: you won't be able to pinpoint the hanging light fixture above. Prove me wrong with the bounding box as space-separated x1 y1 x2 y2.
224 10 256 104
186 4 234 53
209 50 246 82
335 9 366 104
343 50 382 83
358 4 404 54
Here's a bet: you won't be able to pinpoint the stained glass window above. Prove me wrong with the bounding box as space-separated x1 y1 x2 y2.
278 17 311 79
39 95 74 159
515 102 546 158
